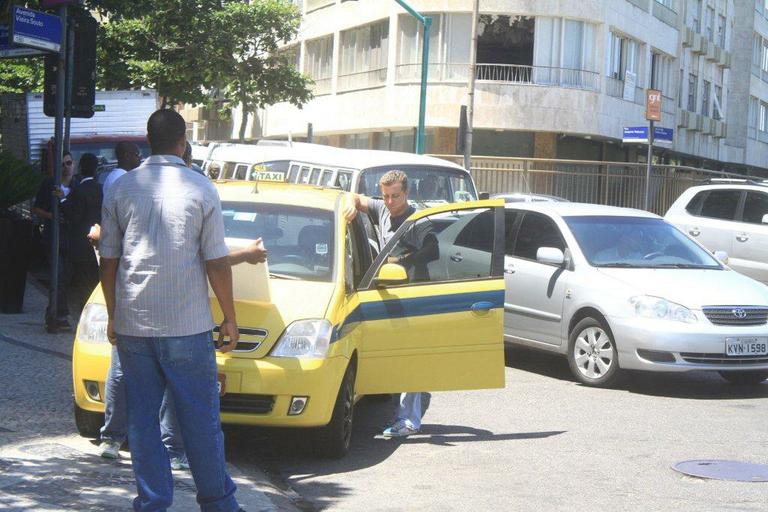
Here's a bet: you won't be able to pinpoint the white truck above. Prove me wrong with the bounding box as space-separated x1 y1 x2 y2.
0 89 157 175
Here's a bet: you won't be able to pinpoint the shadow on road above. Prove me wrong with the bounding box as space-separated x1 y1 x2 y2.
224 395 564 510
504 345 768 400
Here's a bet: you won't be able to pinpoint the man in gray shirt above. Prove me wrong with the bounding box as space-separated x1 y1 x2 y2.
99 109 241 511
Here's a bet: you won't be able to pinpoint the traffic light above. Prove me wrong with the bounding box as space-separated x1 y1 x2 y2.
44 14 97 118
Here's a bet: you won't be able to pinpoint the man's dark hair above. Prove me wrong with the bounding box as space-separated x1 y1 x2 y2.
115 141 136 161
79 153 99 177
146 109 186 155
63 150 71 158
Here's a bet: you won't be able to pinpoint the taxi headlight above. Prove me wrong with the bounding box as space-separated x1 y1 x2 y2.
77 303 109 343
629 296 697 323
271 319 332 359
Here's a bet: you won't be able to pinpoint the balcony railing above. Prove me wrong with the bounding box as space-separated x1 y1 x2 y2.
606 76 646 103
337 67 388 92
309 76 333 96
396 63 600 91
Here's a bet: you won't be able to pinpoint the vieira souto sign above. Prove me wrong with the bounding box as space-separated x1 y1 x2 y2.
10 6 62 53
622 126 674 145
0 24 46 58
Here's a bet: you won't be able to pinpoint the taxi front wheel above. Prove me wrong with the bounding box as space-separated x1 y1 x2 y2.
74 401 104 438
316 362 356 459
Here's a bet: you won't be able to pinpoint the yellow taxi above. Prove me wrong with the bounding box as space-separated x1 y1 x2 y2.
72 181 506 457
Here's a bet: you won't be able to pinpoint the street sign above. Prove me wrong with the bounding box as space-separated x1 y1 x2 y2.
10 6 62 53
646 89 662 122
0 24 46 58
623 126 674 145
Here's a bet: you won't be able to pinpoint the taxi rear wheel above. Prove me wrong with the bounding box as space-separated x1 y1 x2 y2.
317 362 356 459
74 401 104 438
718 371 768 385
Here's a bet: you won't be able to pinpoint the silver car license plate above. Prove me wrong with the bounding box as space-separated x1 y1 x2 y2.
725 337 768 357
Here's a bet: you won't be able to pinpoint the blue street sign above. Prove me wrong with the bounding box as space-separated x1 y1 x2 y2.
11 6 62 53
622 126 674 145
0 24 46 58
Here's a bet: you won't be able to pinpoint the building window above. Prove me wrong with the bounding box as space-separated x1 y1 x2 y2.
717 14 726 47
651 51 674 95
534 17 598 89
655 0 674 8
763 38 768 73
748 96 759 138
339 20 389 91
687 72 697 112
305 36 334 95
702 80 710 117
760 101 768 132
690 0 702 33
753 33 763 75
607 31 640 82
713 85 723 120
306 0 333 12
705 6 715 41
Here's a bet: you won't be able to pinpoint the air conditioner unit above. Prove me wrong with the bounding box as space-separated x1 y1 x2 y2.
721 52 731 68
690 114 704 131
678 110 690 127
702 117 714 134
692 34 706 54
682 27 695 47
714 121 727 138
706 44 718 62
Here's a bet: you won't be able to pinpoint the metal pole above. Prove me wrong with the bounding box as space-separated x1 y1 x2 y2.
48 5 68 327
644 120 654 211
63 14 75 153
464 0 480 171
415 16 431 154
307 122 313 143
394 0 430 154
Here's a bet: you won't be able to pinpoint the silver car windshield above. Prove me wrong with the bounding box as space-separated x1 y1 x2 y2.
358 166 477 206
564 216 722 269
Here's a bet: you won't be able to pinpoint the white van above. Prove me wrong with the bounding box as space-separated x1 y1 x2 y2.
202 141 479 205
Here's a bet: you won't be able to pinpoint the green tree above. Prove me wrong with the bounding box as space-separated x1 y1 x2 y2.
92 0 312 123
207 1 312 141
0 59 43 93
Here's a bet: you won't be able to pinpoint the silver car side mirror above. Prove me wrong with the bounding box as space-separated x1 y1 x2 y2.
537 247 565 266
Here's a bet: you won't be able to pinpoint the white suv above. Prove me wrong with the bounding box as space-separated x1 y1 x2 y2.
665 181 768 285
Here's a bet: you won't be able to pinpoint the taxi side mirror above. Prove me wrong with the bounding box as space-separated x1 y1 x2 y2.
478 191 490 200
373 263 408 287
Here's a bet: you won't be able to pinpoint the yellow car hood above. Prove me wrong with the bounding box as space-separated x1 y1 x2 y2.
210 279 335 358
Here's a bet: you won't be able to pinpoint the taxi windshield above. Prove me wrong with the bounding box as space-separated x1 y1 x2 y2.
358 166 477 206
222 202 335 282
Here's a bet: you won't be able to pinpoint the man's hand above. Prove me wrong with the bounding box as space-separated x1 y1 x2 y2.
243 238 267 264
107 318 117 345
216 318 239 353
88 224 101 249
342 194 359 223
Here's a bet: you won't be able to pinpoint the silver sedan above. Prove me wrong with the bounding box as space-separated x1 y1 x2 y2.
503 203 768 387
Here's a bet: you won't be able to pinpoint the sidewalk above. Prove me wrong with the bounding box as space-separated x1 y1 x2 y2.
0 279 296 511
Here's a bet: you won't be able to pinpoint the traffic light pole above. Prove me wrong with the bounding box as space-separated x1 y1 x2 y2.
48 4 68 328
64 14 75 152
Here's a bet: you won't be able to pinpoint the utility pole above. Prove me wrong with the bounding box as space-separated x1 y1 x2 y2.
464 0 480 171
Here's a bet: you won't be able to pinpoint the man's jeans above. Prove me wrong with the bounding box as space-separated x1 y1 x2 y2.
396 392 424 429
100 346 186 460
117 331 238 512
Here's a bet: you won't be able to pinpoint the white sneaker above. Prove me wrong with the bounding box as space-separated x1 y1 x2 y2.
170 456 190 471
98 440 120 459
382 419 419 437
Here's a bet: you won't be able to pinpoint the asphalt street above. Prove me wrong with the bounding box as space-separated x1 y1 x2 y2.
1 281 767 511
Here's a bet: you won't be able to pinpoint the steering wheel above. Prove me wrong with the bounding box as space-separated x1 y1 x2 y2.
642 251 664 260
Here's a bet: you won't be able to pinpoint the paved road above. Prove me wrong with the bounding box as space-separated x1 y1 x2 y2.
226 347 768 511
2 282 767 510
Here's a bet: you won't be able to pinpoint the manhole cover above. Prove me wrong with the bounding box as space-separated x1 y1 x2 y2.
673 460 768 482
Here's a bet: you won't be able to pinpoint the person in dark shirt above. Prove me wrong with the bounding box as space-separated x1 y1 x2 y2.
32 151 75 331
61 153 102 316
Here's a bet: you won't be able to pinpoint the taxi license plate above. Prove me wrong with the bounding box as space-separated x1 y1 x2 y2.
217 373 227 397
725 337 768 357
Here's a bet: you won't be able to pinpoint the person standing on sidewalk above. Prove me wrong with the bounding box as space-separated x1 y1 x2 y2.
99 109 241 511
103 141 141 193
343 170 427 438
32 151 75 332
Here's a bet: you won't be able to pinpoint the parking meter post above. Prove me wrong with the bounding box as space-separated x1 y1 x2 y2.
49 4 68 326
63 15 75 152
644 119 654 211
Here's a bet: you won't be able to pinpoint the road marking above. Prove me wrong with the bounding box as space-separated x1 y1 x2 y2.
0 333 71 361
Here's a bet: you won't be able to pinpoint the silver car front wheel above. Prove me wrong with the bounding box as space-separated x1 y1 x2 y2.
568 317 621 387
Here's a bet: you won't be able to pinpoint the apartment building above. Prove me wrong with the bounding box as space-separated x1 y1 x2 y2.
192 0 765 173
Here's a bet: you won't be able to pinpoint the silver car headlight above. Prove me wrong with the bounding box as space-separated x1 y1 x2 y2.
630 296 698 323
77 303 109 343
271 319 333 359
